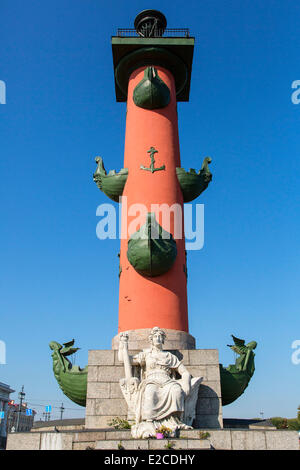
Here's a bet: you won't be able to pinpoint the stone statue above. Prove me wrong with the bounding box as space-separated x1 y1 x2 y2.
118 327 202 438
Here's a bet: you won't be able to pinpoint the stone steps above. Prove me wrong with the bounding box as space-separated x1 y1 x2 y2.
72 429 211 450
95 439 211 450
6 428 299 450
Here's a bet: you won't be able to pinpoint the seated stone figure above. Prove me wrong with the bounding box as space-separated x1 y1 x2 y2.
118 326 202 439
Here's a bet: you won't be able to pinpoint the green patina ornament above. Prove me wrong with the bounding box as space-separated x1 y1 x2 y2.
113 45 190 102
127 212 177 277
93 156 128 203
219 335 257 406
49 340 87 407
141 146 165 173
133 66 170 109
176 157 212 202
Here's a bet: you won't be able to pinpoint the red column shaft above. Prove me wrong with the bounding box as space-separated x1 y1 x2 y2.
118 66 188 333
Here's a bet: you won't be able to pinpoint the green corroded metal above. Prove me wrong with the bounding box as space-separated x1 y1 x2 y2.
140 146 165 173
176 157 212 202
127 212 177 277
49 340 87 407
133 66 170 109
111 39 194 102
113 45 189 102
219 335 257 406
93 156 128 203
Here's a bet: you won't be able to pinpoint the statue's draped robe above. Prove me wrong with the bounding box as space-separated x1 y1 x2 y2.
133 349 185 423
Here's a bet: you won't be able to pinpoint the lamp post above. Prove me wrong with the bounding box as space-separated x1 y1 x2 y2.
60 403 65 421
16 385 25 432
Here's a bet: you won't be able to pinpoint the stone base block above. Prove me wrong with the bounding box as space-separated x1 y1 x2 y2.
85 348 223 430
6 429 299 450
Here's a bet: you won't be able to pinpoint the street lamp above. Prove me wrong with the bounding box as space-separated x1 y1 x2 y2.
16 386 25 432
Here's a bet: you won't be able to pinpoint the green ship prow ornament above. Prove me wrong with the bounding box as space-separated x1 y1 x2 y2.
133 66 170 110
93 156 128 203
127 212 177 277
176 157 212 202
219 335 257 406
49 340 88 407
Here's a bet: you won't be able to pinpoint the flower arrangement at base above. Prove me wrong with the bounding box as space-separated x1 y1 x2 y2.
155 425 172 439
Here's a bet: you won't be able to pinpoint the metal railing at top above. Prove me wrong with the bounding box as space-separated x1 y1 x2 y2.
116 28 191 38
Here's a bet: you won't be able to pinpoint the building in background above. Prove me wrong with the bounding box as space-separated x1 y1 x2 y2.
0 382 15 448
6 401 36 433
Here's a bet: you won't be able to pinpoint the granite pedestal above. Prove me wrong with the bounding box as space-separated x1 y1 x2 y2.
85 345 223 430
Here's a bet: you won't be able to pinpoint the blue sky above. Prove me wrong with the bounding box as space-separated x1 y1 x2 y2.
0 0 299 422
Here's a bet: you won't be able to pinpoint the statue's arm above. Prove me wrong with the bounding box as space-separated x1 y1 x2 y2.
118 333 126 362
178 363 191 396
118 333 140 366
118 332 131 364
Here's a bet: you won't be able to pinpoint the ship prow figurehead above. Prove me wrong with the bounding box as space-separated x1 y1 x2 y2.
49 339 88 407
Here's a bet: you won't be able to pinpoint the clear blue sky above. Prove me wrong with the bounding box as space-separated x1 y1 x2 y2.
1 0 299 422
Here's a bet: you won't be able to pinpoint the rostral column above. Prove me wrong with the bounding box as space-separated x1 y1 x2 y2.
93 10 212 350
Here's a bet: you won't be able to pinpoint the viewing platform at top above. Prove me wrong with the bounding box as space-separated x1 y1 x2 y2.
111 10 195 102
115 28 191 38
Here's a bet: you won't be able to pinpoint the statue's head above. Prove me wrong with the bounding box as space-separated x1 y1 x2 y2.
49 341 62 357
246 341 257 351
148 327 166 348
